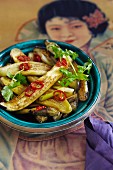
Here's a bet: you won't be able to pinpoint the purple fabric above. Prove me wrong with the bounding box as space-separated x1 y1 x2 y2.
84 116 113 170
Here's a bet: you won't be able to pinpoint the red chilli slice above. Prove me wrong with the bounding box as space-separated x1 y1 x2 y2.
25 86 36 97
33 54 41 62
19 62 31 71
53 90 67 101
25 80 44 97
56 58 67 67
17 55 30 62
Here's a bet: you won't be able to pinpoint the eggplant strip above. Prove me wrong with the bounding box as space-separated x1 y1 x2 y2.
78 80 89 101
10 48 27 63
34 47 55 66
35 116 48 123
0 61 51 77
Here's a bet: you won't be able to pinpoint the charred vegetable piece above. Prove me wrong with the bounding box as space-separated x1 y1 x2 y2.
0 64 65 111
35 115 48 123
33 106 60 117
67 93 78 103
33 47 55 66
78 80 89 101
70 100 78 111
47 107 60 116
0 61 51 77
10 48 30 63
67 93 78 111
53 112 62 121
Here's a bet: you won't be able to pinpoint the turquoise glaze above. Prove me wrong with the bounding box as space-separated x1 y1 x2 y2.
0 40 101 134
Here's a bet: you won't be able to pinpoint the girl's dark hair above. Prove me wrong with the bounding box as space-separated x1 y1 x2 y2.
37 0 108 37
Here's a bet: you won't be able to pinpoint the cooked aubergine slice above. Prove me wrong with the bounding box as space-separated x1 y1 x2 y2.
10 48 28 63
33 47 55 66
78 80 89 101
0 61 51 76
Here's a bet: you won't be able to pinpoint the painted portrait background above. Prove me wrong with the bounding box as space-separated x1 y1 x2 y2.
0 1 113 170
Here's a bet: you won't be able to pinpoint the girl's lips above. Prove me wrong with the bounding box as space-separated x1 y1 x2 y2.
64 40 75 43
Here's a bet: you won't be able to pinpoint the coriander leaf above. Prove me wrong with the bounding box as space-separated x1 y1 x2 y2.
1 72 28 101
77 65 86 73
58 78 71 87
77 60 92 74
84 60 92 74
1 86 14 101
52 46 64 59
52 46 79 60
59 68 73 77
58 76 77 87
65 49 78 60
59 67 89 87
59 68 76 87
76 73 89 80
14 73 28 85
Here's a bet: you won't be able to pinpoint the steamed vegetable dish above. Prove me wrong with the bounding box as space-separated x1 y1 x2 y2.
0 40 92 123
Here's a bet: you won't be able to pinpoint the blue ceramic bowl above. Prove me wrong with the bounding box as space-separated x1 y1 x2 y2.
0 40 100 137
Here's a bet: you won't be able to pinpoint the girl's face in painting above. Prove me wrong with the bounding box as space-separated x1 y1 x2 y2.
45 17 92 48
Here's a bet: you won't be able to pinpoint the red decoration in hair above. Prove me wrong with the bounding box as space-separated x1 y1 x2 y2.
83 9 107 28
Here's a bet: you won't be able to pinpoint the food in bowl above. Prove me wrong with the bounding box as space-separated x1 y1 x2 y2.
0 40 92 123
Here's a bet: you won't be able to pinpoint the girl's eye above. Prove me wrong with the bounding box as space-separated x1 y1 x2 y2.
72 25 83 29
50 27 61 31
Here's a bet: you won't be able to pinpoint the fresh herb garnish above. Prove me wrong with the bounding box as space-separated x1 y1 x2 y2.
77 59 92 74
13 72 28 85
52 46 78 60
58 60 92 87
51 44 92 87
1 86 14 102
1 72 28 101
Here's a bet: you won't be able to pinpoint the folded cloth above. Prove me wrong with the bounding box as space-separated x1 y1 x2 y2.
84 116 113 170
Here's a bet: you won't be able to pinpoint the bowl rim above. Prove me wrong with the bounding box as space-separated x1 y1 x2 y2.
0 39 101 132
